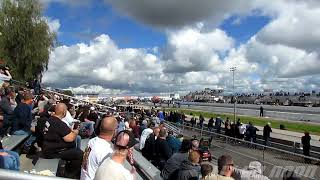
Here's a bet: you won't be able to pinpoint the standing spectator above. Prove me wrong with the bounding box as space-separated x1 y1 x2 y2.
80 116 118 180
12 92 33 135
263 122 272 146
239 123 247 140
166 131 182 154
190 117 196 127
208 117 214 132
142 127 160 162
260 106 264 117
205 155 234 180
0 88 15 136
139 122 153 150
177 151 201 180
199 114 204 128
301 131 311 163
191 139 200 151
235 119 241 139
154 128 172 170
33 79 41 95
94 130 138 180
215 117 224 134
225 118 231 137
246 122 259 147
42 103 83 178
161 139 192 180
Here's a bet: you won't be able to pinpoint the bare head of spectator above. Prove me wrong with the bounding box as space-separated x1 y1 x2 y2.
217 155 234 177
153 127 160 137
99 116 118 140
188 150 200 165
201 164 213 179
191 139 199 151
159 128 168 139
54 103 67 119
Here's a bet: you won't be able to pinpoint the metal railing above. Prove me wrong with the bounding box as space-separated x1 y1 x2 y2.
164 121 320 180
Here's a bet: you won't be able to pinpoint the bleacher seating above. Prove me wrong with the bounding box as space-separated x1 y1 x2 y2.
2 134 30 150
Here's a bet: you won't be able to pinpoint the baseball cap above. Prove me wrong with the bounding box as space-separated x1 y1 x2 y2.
90 106 95 111
115 130 138 149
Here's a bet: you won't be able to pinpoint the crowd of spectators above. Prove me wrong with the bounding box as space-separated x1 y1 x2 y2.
0 71 309 180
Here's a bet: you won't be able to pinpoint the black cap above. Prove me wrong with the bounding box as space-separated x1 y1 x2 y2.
115 130 138 149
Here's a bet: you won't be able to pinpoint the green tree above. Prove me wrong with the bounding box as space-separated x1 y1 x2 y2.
62 90 74 97
0 0 56 81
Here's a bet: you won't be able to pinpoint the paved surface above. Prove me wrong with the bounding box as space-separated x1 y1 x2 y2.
142 102 320 123
178 125 320 180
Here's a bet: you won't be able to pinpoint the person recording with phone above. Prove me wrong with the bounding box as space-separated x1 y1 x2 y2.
42 103 84 179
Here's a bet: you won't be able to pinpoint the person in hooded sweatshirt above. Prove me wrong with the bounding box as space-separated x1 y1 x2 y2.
176 150 201 180
161 139 192 180
233 161 269 180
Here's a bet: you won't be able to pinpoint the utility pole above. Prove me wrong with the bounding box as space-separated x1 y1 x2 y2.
230 67 237 123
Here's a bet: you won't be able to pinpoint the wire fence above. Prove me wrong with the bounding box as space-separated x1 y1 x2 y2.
165 121 320 180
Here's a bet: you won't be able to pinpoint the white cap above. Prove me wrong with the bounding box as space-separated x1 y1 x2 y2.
90 106 95 111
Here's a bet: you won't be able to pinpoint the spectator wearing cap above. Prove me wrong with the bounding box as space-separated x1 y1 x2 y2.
94 130 138 180
176 151 201 180
80 116 118 180
0 88 15 136
154 128 172 170
233 161 269 180
205 155 234 180
161 139 192 180
12 92 33 135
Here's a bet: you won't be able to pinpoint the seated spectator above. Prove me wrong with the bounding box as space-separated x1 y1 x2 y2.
204 155 234 180
161 139 192 180
87 107 99 124
177 150 201 180
154 128 172 170
12 92 33 135
166 131 182 154
139 120 148 136
233 161 269 180
201 164 213 180
129 118 140 138
42 103 83 179
0 141 20 171
80 116 118 180
0 88 15 136
94 130 138 180
142 127 160 162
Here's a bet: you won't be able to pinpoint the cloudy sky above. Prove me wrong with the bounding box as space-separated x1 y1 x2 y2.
41 0 320 95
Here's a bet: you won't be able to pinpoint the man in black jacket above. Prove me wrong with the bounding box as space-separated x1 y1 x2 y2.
263 122 272 146
154 128 172 170
142 127 160 162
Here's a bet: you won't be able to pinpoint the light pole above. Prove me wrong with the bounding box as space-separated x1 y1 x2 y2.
230 67 237 123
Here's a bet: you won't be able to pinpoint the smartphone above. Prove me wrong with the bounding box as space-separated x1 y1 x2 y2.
73 122 80 130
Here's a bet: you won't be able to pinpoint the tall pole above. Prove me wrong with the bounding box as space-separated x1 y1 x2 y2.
230 67 237 123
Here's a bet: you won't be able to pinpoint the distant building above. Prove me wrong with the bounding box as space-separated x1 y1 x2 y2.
75 93 99 103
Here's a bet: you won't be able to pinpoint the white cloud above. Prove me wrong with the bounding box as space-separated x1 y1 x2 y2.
45 17 60 33
43 0 320 94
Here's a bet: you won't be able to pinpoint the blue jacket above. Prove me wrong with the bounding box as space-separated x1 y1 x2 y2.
13 102 32 132
167 135 182 154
